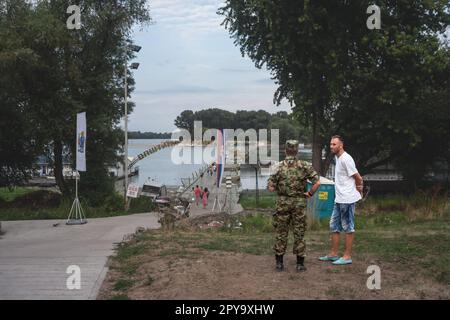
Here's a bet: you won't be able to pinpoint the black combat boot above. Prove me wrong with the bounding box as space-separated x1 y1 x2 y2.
275 255 284 271
296 256 307 272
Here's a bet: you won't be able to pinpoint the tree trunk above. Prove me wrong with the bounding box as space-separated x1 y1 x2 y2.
312 109 323 174
53 140 68 196
322 151 334 178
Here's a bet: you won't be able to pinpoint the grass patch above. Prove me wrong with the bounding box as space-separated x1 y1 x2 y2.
239 192 276 209
113 278 135 291
0 188 155 221
0 187 36 202
354 225 450 285
239 191 449 225
109 294 131 300
115 243 148 262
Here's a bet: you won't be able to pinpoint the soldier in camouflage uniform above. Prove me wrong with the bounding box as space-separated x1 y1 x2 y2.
267 140 321 272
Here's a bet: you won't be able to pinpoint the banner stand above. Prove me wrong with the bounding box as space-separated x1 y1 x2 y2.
67 171 87 225
211 186 223 213
211 128 225 213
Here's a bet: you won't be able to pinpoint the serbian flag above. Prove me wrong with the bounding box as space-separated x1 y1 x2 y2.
216 129 226 188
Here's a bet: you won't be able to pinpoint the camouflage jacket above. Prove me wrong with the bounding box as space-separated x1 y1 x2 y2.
268 156 319 198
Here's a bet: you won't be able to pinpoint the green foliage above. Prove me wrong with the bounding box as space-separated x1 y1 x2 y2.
239 192 276 209
0 1 151 200
109 294 130 300
128 131 172 139
0 189 156 220
218 0 450 180
113 279 135 291
0 187 35 202
238 213 274 233
174 108 311 143
128 196 156 214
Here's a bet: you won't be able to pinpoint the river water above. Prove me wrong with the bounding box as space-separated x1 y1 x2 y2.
128 139 312 189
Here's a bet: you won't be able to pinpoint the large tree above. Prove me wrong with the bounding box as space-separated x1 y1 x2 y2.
0 0 151 203
0 1 44 187
218 0 450 179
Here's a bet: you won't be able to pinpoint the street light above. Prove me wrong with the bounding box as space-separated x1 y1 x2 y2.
130 62 140 69
124 44 141 210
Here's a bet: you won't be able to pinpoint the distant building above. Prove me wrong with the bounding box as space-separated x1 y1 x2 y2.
34 155 73 177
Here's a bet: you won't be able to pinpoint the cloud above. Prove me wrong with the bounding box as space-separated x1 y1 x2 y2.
135 85 216 95
219 67 251 73
254 78 276 84
148 0 225 34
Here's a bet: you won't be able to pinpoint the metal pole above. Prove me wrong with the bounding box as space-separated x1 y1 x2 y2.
75 171 78 199
255 165 259 208
75 173 79 220
124 49 129 210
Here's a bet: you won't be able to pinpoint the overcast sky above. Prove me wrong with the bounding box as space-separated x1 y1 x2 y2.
126 0 291 133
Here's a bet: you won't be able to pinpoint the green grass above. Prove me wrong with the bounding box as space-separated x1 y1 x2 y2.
0 187 35 202
240 192 449 222
109 294 131 300
113 278 135 291
239 192 276 209
0 191 156 221
116 242 148 262
354 230 450 285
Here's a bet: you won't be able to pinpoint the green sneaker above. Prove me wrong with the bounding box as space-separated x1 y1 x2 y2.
318 255 340 262
332 257 353 265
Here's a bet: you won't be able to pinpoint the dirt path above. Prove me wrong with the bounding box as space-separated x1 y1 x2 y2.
98 240 450 300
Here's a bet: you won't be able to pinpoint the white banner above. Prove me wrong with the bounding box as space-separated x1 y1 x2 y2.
126 183 139 198
76 112 86 172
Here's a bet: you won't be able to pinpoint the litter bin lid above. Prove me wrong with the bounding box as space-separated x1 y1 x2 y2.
319 176 334 185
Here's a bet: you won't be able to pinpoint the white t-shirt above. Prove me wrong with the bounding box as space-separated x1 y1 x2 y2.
334 152 362 204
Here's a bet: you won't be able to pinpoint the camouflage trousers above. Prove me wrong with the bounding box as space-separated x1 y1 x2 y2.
272 197 307 257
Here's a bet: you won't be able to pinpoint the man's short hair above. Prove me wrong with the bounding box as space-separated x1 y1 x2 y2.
331 135 344 144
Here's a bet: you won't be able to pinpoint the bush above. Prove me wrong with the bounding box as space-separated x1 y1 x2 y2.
78 168 117 207
104 193 124 212
0 197 7 209
10 190 62 209
128 196 156 214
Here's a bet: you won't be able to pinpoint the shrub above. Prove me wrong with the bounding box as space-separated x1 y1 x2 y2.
10 190 62 209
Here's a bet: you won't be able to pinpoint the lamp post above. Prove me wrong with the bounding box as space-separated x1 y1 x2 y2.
124 44 141 210
250 160 260 208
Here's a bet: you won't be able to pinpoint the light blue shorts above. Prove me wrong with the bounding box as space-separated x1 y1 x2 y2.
330 203 356 233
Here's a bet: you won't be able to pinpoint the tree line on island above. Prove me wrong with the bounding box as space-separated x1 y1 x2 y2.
174 109 311 145
128 132 172 139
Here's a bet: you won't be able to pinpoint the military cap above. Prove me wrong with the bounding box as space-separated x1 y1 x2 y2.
285 140 299 151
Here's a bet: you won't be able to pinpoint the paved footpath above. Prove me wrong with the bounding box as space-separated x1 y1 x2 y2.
182 168 243 218
0 213 160 300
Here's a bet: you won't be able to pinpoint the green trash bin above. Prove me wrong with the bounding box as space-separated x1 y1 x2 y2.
306 177 335 219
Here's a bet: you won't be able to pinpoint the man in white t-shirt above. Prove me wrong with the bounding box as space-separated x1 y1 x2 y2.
319 135 363 265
